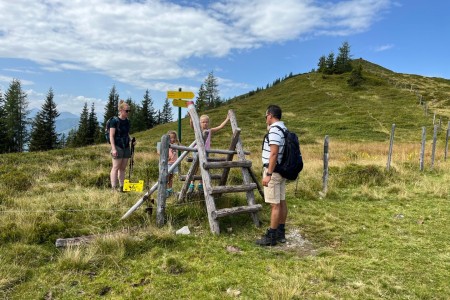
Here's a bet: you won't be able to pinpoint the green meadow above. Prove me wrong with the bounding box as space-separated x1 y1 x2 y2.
1 60 449 299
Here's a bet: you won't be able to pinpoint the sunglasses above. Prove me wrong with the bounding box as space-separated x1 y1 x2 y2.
124 110 131 113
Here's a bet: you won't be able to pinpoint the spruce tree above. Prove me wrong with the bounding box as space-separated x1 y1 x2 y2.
317 55 327 73
87 102 101 144
195 84 207 112
204 71 221 109
141 89 156 129
29 88 60 151
161 99 173 123
335 41 352 74
325 52 335 75
76 102 90 147
4 79 29 152
103 85 119 129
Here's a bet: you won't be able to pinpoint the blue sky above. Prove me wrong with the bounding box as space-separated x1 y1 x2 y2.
0 0 449 118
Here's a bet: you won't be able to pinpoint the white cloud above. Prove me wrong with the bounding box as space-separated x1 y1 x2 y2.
0 0 392 92
374 44 394 52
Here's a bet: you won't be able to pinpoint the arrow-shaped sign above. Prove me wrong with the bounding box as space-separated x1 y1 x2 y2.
167 91 195 99
172 99 189 108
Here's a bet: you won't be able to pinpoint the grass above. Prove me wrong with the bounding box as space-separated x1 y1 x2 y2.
1 61 450 299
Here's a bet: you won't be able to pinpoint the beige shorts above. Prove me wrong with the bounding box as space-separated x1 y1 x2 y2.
263 168 286 204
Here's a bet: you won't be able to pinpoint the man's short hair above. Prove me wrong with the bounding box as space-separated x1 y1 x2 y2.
267 105 282 119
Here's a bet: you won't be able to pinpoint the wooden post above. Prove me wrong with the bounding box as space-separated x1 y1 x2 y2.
420 127 426 171
445 121 450 161
188 103 220 234
424 102 428 116
386 124 396 171
156 134 170 227
431 125 438 169
322 135 329 195
433 113 436 125
228 109 260 227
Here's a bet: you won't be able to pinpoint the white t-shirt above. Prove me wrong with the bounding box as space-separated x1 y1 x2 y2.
262 121 286 165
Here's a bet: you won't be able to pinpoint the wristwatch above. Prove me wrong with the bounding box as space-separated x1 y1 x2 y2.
266 172 272 176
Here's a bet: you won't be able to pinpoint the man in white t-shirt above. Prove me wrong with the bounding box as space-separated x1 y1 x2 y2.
256 105 288 246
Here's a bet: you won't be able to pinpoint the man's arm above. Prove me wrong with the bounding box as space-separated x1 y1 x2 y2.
262 144 279 186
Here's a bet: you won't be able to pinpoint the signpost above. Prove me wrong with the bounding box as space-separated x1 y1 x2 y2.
167 89 195 146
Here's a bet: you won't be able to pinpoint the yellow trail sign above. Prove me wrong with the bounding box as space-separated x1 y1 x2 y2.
167 91 195 99
172 99 189 108
123 180 144 192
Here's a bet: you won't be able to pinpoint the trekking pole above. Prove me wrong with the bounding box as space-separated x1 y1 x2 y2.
128 137 136 180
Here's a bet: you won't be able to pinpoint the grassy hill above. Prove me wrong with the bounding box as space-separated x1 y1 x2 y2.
1 60 449 299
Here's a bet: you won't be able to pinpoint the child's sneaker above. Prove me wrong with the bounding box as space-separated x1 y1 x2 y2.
197 183 203 192
187 183 195 193
166 188 173 197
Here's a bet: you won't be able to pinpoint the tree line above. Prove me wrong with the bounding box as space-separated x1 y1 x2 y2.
0 71 222 153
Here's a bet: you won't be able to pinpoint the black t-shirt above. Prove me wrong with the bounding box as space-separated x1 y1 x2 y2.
110 117 130 148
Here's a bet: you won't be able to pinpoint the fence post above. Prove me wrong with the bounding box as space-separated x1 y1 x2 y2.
156 134 170 227
420 127 426 171
445 121 450 161
386 124 396 171
431 125 438 170
322 135 329 195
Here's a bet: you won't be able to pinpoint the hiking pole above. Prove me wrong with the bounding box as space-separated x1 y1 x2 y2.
128 137 136 180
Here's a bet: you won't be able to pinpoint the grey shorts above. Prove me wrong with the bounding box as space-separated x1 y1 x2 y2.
168 163 179 174
111 147 131 159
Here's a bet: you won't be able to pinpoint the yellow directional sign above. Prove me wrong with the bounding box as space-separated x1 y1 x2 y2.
123 180 144 192
172 99 189 108
167 91 195 99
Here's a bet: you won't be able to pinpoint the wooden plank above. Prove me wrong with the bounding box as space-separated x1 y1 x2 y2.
228 109 260 227
203 160 252 169
180 174 222 181
156 134 170 227
170 144 249 155
210 183 257 194
186 157 226 162
212 204 262 219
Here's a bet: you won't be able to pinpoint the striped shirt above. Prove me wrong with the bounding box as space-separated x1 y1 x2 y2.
262 121 286 165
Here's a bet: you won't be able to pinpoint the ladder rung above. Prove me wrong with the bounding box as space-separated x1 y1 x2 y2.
179 174 222 181
210 183 256 194
212 204 262 219
186 157 227 162
203 160 252 169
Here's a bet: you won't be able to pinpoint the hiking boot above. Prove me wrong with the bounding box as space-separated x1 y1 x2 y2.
187 183 195 194
197 183 203 192
166 188 173 197
276 228 286 243
255 229 277 246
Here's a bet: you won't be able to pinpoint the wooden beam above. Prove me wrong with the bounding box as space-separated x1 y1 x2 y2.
212 204 262 219
210 183 257 194
203 160 252 169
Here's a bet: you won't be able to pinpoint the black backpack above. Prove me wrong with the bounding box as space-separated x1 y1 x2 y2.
105 116 120 144
266 125 303 180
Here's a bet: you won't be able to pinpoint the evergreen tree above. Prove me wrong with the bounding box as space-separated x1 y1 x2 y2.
325 52 335 74
141 89 156 129
161 99 172 124
4 79 29 152
65 128 77 148
29 88 60 151
195 84 207 112
347 63 364 87
204 71 221 109
0 89 8 153
76 102 90 147
87 102 101 144
317 55 327 73
335 41 352 74
125 97 141 134
103 85 119 129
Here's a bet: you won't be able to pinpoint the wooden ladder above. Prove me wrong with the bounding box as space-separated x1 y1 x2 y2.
177 107 263 234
